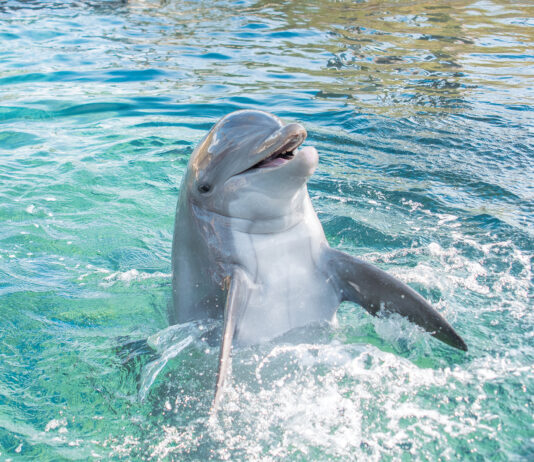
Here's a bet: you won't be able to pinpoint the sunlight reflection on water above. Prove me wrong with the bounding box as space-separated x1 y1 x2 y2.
0 0 533 460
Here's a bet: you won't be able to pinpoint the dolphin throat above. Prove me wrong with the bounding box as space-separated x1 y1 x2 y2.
170 109 468 412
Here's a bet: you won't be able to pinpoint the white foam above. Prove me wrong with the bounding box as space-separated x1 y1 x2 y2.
44 418 67 432
100 269 171 287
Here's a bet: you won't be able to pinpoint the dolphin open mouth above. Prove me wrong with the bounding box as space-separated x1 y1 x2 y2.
241 135 304 174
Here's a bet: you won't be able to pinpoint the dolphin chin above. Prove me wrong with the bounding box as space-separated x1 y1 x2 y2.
170 109 467 412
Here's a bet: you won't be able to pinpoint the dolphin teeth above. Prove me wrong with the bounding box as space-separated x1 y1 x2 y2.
239 133 303 175
248 149 295 170
279 150 295 159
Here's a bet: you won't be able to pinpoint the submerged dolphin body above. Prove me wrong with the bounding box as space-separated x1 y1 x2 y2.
171 110 467 409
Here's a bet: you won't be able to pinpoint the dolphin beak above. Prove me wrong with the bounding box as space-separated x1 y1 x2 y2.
237 123 307 175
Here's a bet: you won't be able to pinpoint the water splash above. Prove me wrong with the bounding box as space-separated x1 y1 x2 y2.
1 0 532 460
139 320 220 401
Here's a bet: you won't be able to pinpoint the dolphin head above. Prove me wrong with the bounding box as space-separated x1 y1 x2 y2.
184 110 318 223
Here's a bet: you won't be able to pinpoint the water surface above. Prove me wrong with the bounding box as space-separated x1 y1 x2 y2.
0 0 533 460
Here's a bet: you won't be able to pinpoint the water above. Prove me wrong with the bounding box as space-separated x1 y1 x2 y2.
0 0 533 460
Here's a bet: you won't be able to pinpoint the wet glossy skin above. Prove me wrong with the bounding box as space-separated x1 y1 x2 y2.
172 110 466 409
171 110 339 344
171 109 466 354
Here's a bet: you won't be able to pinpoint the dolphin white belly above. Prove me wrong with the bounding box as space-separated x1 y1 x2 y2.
232 218 339 346
170 109 467 411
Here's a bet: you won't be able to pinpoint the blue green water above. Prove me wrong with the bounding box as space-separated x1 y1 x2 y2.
1 0 533 460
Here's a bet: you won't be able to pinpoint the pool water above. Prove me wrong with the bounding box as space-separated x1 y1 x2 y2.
0 0 532 460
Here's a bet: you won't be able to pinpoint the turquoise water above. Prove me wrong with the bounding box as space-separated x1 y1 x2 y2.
1 0 533 460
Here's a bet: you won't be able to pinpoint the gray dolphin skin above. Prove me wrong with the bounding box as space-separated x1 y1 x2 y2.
171 110 467 410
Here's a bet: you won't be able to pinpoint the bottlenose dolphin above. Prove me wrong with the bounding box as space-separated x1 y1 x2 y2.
171 110 467 410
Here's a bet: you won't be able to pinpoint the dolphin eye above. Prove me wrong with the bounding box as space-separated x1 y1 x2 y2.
198 183 211 194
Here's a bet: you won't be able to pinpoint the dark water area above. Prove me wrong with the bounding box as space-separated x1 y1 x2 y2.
0 0 533 460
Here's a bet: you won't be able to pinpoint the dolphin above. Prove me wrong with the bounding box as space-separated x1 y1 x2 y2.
171 110 467 410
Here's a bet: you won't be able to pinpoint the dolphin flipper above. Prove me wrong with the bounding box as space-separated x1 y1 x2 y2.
212 267 251 413
324 248 467 351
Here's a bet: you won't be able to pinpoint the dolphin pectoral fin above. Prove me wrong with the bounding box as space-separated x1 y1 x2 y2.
211 267 250 414
324 248 467 351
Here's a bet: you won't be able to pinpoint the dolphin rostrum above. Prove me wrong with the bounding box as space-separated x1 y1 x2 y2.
171 110 467 410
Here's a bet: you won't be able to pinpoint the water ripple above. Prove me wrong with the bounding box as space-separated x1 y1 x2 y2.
0 0 532 460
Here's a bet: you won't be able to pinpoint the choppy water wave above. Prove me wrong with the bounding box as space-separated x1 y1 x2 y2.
0 0 533 460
